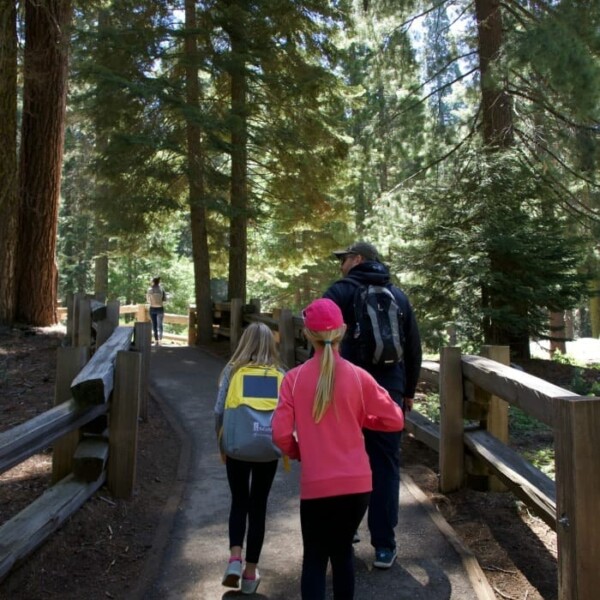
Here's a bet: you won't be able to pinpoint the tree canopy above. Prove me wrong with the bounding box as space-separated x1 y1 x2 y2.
0 0 598 357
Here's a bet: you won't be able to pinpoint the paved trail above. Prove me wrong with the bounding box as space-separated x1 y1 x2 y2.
135 345 494 600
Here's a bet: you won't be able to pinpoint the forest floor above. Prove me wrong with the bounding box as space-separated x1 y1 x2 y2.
0 325 599 600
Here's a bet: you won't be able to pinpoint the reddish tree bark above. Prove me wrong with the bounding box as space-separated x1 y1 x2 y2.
0 1 18 324
16 0 72 325
474 0 513 149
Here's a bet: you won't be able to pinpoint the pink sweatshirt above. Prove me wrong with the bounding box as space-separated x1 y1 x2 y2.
271 349 404 500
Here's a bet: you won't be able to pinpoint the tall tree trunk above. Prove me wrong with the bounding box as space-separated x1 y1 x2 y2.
549 310 567 355
92 10 110 305
0 1 18 324
590 280 600 338
474 0 530 359
16 0 72 325
227 4 248 303
474 0 513 150
185 0 213 344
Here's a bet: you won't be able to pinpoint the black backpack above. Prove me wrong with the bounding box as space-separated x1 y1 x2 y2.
346 280 404 368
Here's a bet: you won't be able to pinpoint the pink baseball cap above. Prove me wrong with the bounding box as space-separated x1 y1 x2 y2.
302 299 344 331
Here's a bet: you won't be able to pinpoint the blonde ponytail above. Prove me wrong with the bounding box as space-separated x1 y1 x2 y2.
304 325 346 422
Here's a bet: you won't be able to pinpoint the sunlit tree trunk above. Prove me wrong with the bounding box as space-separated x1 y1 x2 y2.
16 0 72 325
549 310 567 355
0 1 18 324
185 0 213 344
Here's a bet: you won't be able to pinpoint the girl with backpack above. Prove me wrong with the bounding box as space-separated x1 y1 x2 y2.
272 298 404 600
214 322 285 595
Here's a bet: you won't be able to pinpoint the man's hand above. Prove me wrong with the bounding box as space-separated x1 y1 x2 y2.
404 397 414 412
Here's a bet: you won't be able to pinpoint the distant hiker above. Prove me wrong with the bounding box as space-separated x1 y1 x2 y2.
272 298 404 600
324 241 422 569
214 322 285 595
146 276 167 345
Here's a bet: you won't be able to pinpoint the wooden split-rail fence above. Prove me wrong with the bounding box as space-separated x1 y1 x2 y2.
194 299 599 600
19 294 600 599
0 293 151 582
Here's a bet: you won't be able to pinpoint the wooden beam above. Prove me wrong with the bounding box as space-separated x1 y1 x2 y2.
1 401 106 475
70 326 133 406
73 438 109 482
405 410 440 453
420 360 440 386
464 429 556 528
461 355 577 427
554 395 600 600
0 472 105 583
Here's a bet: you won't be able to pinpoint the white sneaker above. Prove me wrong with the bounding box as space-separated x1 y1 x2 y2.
222 558 242 588
241 569 260 595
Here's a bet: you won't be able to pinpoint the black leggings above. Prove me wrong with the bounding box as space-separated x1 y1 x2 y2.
300 492 370 600
226 457 278 564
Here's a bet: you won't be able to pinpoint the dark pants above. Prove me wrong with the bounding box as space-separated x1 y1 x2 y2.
226 457 278 564
300 492 370 600
363 389 403 551
149 306 164 341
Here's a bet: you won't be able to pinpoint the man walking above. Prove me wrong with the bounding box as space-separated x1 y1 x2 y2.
323 241 422 569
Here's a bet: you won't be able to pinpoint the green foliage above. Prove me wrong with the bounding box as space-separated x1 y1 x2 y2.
415 392 441 424
565 367 600 397
387 149 589 352
521 446 555 479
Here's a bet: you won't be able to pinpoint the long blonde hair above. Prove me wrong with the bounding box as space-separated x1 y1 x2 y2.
304 325 346 422
219 322 281 384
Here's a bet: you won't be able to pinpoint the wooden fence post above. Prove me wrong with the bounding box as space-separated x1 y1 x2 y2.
480 345 510 491
137 303 148 323
230 298 243 354
66 292 74 345
77 297 92 348
96 300 120 347
554 395 600 600
72 292 86 346
107 351 141 499
278 309 296 368
439 346 464 493
134 321 152 421
52 346 90 483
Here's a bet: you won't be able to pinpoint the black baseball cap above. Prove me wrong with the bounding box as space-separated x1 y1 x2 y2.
332 241 381 262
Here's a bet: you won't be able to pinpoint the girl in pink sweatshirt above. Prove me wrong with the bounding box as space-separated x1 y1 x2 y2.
272 298 404 600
